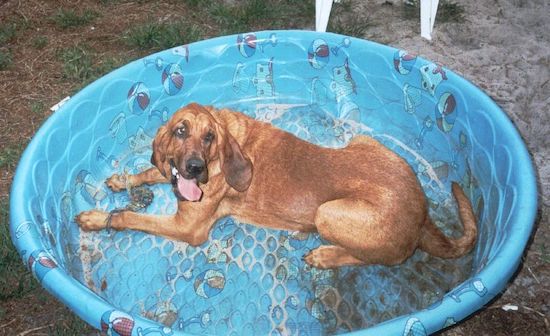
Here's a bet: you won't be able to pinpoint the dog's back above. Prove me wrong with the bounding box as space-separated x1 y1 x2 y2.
220 111 427 234
220 109 476 265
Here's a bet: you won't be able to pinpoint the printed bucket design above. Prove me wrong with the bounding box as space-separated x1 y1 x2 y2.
10 31 537 335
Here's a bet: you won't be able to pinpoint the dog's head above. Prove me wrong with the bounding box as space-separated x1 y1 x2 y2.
151 103 252 201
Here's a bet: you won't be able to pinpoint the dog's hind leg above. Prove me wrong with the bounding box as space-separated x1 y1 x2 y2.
307 198 415 269
106 167 168 192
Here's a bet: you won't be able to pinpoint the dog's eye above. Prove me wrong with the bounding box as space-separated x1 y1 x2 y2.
175 126 187 138
204 132 215 143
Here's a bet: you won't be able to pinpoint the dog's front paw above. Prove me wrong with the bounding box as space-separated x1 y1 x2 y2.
75 210 109 231
105 174 127 192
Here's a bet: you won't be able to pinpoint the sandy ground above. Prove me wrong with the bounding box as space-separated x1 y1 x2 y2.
352 0 549 334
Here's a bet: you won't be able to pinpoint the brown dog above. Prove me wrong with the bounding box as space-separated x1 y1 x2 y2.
76 103 477 269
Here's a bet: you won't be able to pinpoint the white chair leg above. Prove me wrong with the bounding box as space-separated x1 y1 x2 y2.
316 0 334 32
420 0 439 40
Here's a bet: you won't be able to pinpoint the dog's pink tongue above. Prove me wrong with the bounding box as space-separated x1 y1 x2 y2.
177 177 202 201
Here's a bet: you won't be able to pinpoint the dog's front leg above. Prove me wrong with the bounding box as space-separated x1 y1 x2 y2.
76 208 214 247
106 167 168 192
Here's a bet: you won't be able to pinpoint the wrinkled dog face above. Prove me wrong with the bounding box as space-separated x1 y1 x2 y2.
150 104 253 202
151 105 219 202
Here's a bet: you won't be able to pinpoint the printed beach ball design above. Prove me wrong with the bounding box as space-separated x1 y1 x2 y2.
435 92 457 133
308 39 330 69
237 33 257 58
403 317 427 336
101 310 135 336
28 250 57 281
127 82 150 115
393 50 417 75
194 269 226 298
162 64 184 95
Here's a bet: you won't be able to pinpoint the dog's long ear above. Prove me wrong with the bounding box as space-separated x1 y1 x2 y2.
215 121 252 192
150 125 170 177
223 134 253 191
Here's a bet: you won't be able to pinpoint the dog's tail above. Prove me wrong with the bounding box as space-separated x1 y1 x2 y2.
418 182 478 258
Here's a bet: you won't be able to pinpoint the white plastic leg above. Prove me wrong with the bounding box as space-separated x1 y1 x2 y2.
315 0 334 32
420 0 439 40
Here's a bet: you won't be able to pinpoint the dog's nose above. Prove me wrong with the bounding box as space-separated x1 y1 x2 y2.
185 158 205 176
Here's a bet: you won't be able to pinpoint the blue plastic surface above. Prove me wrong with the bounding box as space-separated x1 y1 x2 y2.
10 31 537 335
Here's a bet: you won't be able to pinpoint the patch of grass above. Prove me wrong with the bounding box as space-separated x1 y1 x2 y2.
123 0 315 46
207 0 286 34
0 22 17 70
241 0 272 21
0 143 23 170
58 44 94 82
437 1 465 23
182 0 201 7
0 49 13 70
284 0 316 18
0 22 17 44
328 15 371 37
30 101 46 115
0 197 37 301
327 0 370 37
58 45 131 90
124 20 204 51
52 8 99 29
32 36 48 49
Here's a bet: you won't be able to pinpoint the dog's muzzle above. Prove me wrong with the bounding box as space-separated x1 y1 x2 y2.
169 159 203 202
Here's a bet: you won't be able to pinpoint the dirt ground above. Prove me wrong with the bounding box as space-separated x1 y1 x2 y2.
0 0 548 335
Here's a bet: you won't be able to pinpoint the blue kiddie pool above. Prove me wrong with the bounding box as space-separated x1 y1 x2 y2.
10 31 537 335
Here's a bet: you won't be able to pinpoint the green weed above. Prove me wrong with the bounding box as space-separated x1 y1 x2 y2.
0 143 22 170
0 49 13 70
32 36 49 49
58 45 131 91
52 8 99 29
437 1 465 23
58 44 94 82
0 22 22 70
207 0 296 34
0 197 37 301
182 0 201 7
0 22 17 44
327 0 370 37
328 15 371 37
124 21 203 51
30 101 46 115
